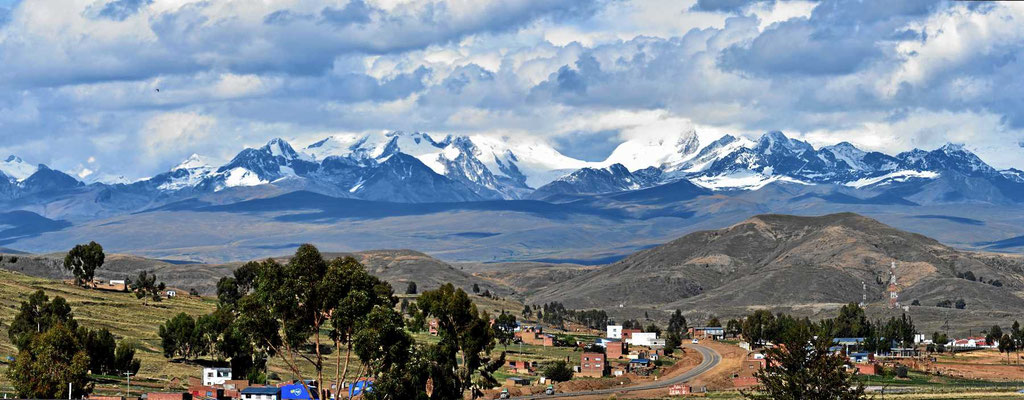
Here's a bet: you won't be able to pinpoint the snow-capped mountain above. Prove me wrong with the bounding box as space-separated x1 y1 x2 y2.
1 130 1023 218
0 155 37 181
530 163 662 200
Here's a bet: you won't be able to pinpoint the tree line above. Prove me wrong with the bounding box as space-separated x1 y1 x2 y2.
741 303 916 353
158 244 506 400
5 290 141 399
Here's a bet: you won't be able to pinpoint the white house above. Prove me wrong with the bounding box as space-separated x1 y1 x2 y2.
202 367 232 386
166 290 178 298
110 279 126 286
626 332 658 347
606 325 623 339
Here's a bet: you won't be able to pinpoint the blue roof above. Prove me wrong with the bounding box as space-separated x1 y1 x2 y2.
850 352 869 357
630 358 651 363
833 338 865 343
281 383 316 400
242 387 280 395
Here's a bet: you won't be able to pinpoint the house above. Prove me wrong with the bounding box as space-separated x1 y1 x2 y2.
166 290 178 298
89 396 125 400
627 358 653 375
605 340 627 359
223 380 250 391
689 327 725 340
579 352 608 378
241 386 279 400
626 332 659 347
188 385 223 400
506 377 531 386
606 325 623 339
516 326 556 346
854 363 880 376
202 368 233 386
848 352 871 363
428 319 439 336
668 384 691 396
732 357 767 387
507 360 535 374
952 337 997 349
148 393 193 400
621 329 642 340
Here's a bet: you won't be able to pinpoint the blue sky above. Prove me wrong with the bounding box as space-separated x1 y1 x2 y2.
1 0 1023 181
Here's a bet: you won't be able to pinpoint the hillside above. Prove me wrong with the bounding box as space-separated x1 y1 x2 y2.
528 213 1024 331
0 248 508 297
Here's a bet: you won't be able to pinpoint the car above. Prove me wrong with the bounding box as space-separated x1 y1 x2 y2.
692 338 699 344
499 388 510 399
545 385 555 395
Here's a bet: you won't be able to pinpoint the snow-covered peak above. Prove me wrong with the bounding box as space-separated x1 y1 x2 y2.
603 128 700 171
756 131 813 155
821 142 869 170
0 155 38 181
1001 168 1024 183
666 134 756 174
260 138 308 161
174 154 215 171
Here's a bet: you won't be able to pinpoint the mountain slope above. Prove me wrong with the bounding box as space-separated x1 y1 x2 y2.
528 213 1024 314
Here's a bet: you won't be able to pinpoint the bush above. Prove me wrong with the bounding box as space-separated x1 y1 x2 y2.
654 359 664 367
895 365 908 378
543 360 574 382
936 300 953 308
955 299 966 309
911 299 920 306
9 256 17 263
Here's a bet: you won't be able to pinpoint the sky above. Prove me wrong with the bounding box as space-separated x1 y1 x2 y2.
1 0 1023 181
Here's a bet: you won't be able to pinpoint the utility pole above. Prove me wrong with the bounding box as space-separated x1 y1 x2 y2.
124 371 134 399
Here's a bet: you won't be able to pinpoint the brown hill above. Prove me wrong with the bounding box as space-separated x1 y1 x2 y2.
527 213 1024 321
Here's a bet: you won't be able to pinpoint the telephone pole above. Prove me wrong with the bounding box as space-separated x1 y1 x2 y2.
124 371 134 399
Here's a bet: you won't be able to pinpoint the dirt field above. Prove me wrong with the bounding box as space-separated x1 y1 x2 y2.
920 350 1024 381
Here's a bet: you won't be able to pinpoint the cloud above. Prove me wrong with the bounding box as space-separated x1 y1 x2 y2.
1 0 1024 180
94 0 152 21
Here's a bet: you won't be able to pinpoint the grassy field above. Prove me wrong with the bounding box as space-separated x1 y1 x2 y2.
0 269 588 397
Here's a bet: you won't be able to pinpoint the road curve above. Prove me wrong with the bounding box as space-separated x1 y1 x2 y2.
512 344 722 399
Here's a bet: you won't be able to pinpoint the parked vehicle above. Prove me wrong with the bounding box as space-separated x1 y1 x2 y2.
692 338 699 344
499 388 510 399
545 385 555 395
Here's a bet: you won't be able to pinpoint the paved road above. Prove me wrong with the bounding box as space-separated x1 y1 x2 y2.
511 344 722 399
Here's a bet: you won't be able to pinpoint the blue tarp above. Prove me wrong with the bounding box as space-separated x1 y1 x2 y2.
348 380 373 397
281 383 316 400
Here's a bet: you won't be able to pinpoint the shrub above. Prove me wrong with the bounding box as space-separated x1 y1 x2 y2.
895 365 908 378
543 361 574 382
911 299 920 306
955 299 966 309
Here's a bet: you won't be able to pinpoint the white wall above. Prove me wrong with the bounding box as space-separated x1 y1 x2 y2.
607 325 623 339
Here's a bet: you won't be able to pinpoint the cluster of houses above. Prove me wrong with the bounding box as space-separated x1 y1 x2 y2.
577 325 670 378
89 368 372 400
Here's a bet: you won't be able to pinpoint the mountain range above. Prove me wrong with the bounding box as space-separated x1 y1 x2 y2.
2 130 1024 261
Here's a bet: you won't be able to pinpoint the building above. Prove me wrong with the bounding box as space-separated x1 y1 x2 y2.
952 337 997 349
627 358 652 375
732 357 767 387
689 327 725 340
507 360 535 374
626 332 659 347
89 396 126 400
668 384 691 396
621 329 642 340
516 326 556 346
203 368 233 386
241 386 279 400
166 290 178 298
506 377 531 386
605 340 627 359
189 385 224 400
148 393 193 400
606 325 623 339
579 352 608 378
854 363 880 375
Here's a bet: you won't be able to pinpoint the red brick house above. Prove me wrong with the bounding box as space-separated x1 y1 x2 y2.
605 340 627 359
149 393 193 400
621 329 642 340
732 357 767 387
507 360 535 374
579 352 608 378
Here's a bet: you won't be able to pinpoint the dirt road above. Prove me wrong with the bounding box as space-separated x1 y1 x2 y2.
511 344 721 399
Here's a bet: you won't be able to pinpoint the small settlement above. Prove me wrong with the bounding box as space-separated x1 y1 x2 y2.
88 368 375 400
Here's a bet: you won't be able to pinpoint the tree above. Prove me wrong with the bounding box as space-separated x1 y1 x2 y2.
129 271 165 305
406 281 418 295
664 332 682 356
742 310 775 347
235 245 397 400
831 303 870 338
668 310 687 337
645 323 662 336
543 360 574 382
6 323 92 399
493 312 517 350
986 325 1003 350
707 316 721 328
742 329 865 400
955 298 966 309
113 340 141 375
911 299 920 306
80 327 116 375
522 305 532 319
355 306 423 400
159 312 203 359
998 334 1014 363
472 283 480 293
726 319 743 337
8 290 78 351
1012 321 1023 364
217 277 241 306
64 242 104 286
415 283 504 399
